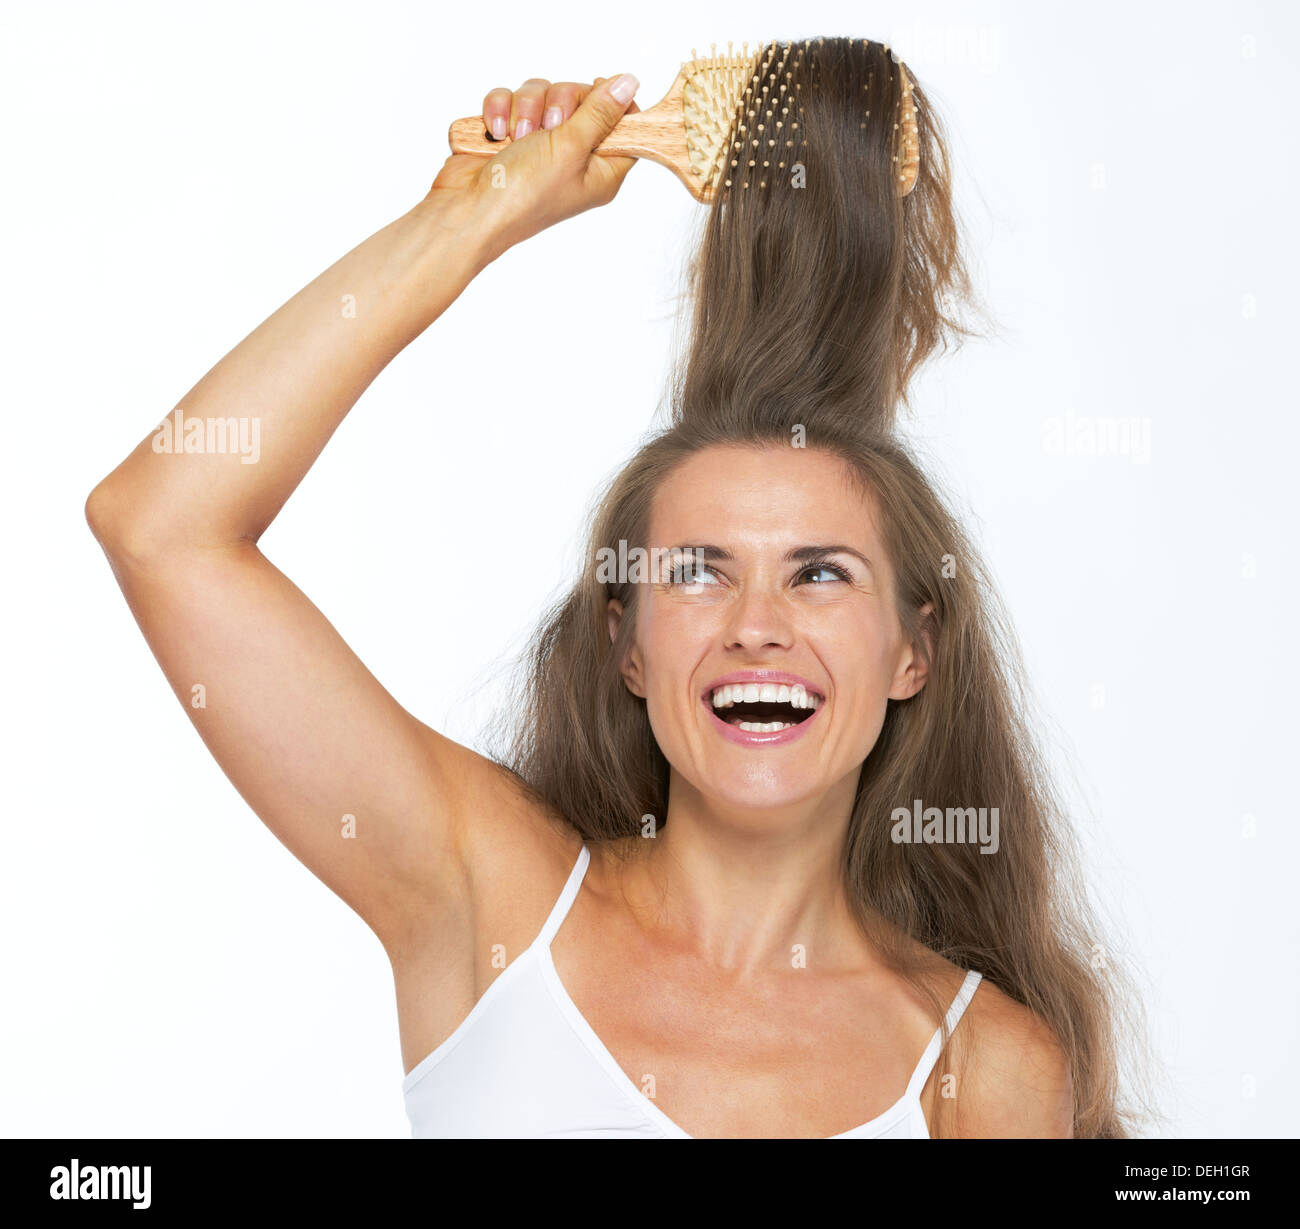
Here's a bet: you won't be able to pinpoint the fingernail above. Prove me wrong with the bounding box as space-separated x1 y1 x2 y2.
514 118 533 139
490 114 507 141
608 73 639 104
543 105 563 130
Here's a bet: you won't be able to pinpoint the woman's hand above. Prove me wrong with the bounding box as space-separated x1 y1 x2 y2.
423 73 641 261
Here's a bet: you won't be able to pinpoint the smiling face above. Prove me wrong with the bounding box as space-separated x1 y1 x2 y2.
607 443 930 819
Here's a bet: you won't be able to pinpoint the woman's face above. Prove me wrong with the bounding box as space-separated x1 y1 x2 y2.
608 444 930 819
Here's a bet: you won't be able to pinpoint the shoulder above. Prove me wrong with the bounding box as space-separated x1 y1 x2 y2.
947 976 1074 1138
386 730 583 967
452 757 585 908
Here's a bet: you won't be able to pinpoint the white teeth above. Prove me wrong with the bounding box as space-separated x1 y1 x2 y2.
709 682 823 709
736 720 796 732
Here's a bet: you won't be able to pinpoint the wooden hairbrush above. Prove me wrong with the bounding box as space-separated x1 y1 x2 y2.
447 40 920 203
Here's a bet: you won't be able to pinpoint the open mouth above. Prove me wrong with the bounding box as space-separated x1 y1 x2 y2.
705 683 823 734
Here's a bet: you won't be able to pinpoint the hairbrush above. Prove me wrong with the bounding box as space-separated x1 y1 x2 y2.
447 40 920 203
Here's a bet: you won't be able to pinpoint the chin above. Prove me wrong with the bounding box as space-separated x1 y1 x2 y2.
686 764 831 820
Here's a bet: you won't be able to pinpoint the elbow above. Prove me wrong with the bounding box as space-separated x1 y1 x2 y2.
85 477 254 565
84 477 164 564
84 478 119 546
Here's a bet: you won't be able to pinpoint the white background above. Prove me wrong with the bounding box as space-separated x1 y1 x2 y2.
1 0 1295 1137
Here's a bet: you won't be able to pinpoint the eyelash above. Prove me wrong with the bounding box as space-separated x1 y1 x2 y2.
799 562 852 584
666 562 852 585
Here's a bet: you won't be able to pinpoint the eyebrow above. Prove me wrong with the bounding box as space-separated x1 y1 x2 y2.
671 544 875 574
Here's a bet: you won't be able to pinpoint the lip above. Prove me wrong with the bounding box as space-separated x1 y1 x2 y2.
700 670 826 748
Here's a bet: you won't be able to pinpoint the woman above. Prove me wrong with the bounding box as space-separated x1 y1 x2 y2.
86 39 1147 1138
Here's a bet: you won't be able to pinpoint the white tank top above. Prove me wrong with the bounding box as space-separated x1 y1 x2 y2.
403 842 983 1138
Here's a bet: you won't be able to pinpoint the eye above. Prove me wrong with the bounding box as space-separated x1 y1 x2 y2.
667 559 719 585
797 562 852 585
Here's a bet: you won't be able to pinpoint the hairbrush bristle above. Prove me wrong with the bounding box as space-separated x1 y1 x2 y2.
896 63 920 192
681 43 760 188
683 38 923 198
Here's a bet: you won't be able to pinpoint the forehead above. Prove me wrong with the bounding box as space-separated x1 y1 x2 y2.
648 444 882 549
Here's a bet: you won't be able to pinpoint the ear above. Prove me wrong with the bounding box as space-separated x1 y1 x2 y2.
606 597 646 698
888 601 934 701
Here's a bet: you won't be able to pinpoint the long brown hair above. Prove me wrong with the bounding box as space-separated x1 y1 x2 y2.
485 37 1156 1138
669 36 989 435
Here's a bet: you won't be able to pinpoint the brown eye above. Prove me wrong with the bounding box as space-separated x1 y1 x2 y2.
798 563 850 584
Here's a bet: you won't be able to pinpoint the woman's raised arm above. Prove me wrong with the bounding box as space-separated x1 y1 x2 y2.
83 74 640 957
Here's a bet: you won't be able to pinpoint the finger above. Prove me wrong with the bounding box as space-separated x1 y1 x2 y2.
567 76 639 190
567 78 642 119
561 72 639 156
509 77 550 141
541 81 584 130
481 86 514 143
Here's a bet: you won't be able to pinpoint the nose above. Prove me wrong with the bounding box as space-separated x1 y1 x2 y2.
722 582 795 652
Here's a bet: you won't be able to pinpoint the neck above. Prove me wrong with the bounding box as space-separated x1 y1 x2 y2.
607 768 877 977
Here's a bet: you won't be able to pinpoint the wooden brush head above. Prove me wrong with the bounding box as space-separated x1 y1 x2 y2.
692 40 921 200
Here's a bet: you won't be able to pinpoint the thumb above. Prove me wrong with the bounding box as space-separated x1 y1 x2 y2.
562 73 639 154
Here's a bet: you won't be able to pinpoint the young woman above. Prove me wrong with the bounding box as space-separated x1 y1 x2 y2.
86 39 1146 1138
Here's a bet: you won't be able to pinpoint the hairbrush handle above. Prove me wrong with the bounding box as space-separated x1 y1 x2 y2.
447 72 714 202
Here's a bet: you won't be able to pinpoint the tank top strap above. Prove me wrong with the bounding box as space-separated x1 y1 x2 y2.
534 842 591 949
905 969 984 1099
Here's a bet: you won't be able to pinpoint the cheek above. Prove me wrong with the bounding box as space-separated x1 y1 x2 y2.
827 627 898 740
634 598 696 702
640 591 717 655
823 602 896 667
843 658 893 733
864 636 901 686
829 619 905 721
635 598 718 720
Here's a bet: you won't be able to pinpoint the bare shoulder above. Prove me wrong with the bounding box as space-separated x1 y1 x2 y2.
385 723 583 966
950 977 1074 1138
447 739 584 893
428 727 585 918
